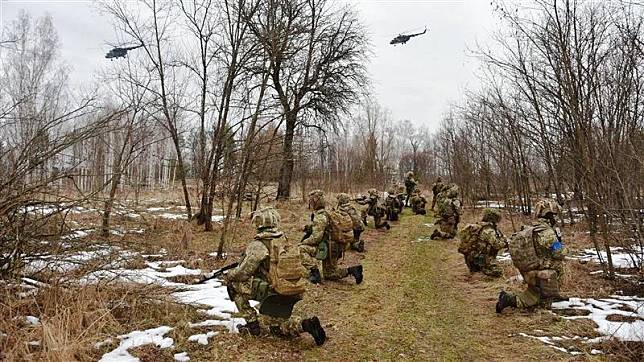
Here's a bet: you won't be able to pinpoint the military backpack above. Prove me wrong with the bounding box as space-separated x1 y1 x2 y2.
457 223 485 255
267 236 308 296
508 224 548 272
326 209 354 245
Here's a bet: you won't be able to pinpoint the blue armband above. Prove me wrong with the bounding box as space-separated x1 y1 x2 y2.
550 240 563 252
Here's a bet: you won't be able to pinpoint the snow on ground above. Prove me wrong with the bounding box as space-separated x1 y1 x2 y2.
187 331 219 345
515 332 586 355
24 245 135 274
80 261 201 286
99 326 174 362
173 352 190 361
568 247 642 268
25 316 40 325
552 295 644 342
61 229 91 240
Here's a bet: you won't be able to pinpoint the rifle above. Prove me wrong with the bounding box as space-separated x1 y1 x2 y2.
197 262 239 284
301 213 315 242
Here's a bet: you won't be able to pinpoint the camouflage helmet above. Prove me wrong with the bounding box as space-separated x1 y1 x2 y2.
482 208 501 223
406 171 414 178
336 192 351 205
387 187 396 195
534 199 560 218
367 188 379 197
251 206 280 230
308 189 326 210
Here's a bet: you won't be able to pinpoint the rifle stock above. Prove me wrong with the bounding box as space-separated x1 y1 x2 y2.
197 262 239 284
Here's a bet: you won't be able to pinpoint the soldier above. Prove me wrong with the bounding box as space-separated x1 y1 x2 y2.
356 189 391 230
223 207 326 345
496 199 566 313
404 171 418 206
457 208 506 277
395 184 406 214
300 190 363 284
409 188 428 215
430 176 444 211
336 193 365 252
385 187 402 221
431 184 461 239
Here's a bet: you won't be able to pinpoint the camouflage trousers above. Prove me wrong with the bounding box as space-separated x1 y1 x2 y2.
230 280 303 336
299 245 321 271
322 256 349 280
464 253 501 277
431 216 458 239
509 269 562 308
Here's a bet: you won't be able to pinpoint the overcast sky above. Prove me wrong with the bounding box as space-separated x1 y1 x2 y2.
1 0 503 131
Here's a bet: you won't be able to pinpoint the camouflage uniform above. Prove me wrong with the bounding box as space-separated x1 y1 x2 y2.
497 200 567 313
404 171 418 206
457 209 505 277
356 189 390 229
395 184 406 214
384 188 402 221
409 188 427 215
336 193 365 252
301 190 363 283
431 184 461 239
224 207 325 344
430 177 444 211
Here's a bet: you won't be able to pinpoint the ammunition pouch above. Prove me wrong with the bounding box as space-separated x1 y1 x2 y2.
250 278 271 302
315 241 328 260
536 269 560 298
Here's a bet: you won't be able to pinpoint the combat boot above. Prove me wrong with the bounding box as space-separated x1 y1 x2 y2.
237 320 261 336
352 240 365 253
301 317 326 346
348 265 363 284
495 290 517 313
309 267 321 284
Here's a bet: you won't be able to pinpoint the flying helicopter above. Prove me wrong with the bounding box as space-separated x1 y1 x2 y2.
105 44 144 60
389 28 427 45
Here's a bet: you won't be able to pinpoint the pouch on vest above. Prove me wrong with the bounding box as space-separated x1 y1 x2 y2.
315 241 328 260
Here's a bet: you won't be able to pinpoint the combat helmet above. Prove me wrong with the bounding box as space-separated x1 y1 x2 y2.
308 189 326 210
406 171 414 178
336 192 351 205
251 206 280 230
367 188 379 197
482 208 501 224
447 184 460 199
534 199 560 219
387 187 396 196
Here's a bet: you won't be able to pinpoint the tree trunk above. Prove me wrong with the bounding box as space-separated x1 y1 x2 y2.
276 115 296 200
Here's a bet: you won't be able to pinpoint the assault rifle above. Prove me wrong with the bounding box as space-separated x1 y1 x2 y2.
197 262 239 284
301 213 315 242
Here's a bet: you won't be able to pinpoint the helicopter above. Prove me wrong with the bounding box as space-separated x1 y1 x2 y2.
390 28 427 45
105 44 144 60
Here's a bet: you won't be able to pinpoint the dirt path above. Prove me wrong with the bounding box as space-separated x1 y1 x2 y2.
212 210 573 361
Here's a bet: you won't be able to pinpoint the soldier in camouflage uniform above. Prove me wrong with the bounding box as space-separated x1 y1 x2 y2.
457 208 506 277
404 171 418 206
431 184 461 239
430 177 444 211
409 187 428 215
223 207 326 345
385 187 402 221
356 189 391 230
336 193 365 252
300 190 363 284
497 199 566 313
395 184 406 214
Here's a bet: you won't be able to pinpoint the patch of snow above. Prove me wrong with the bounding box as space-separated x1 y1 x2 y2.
516 333 588 355
25 316 40 325
28 340 41 346
174 352 190 361
61 229 91 240
187 331 218 345
552 295 644 342
158 213 189 220
99 326 173 362
147 207 170 212
591 349 603 355
569 247 642 268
